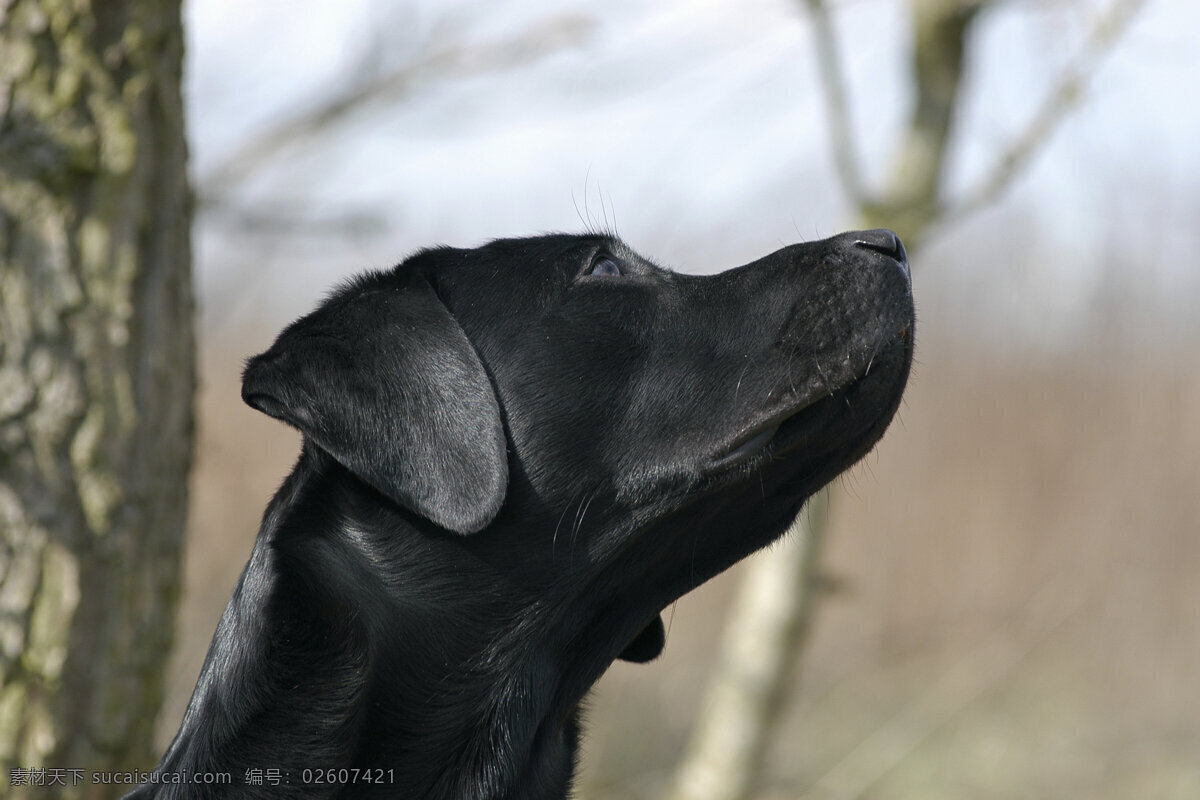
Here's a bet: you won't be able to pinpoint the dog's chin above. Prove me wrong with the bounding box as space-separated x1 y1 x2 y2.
597 335 911 658
709 330 912 480
574 332 912 682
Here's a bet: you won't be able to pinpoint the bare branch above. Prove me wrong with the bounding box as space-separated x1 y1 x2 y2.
862 0 985 245
198 14 594 200
207 205 387 238
802 0 868 206
942 0 1150 225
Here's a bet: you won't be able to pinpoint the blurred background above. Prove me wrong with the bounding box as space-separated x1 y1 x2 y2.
174 0 1198 798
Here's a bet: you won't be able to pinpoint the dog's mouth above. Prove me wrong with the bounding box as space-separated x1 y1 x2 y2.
711 329 912 472
568 329 913 684
712 413 796 468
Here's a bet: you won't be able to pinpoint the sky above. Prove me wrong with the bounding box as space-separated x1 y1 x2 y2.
183 0 1200 350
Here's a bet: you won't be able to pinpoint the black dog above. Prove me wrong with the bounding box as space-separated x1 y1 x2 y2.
131 230 913 799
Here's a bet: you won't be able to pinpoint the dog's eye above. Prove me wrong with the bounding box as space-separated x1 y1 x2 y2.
588 256 623 277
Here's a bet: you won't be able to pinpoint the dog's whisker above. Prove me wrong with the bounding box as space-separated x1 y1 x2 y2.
812 358 829 392
733 355 752 404
552 493 580 559
664 600 680 646
570 491 597 564
597 181 610 231
571 189 587 232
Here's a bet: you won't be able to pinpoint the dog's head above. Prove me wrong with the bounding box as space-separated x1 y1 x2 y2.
243 231 912 666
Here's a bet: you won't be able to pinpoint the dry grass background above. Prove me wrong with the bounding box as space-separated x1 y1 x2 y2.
164 299 1200 798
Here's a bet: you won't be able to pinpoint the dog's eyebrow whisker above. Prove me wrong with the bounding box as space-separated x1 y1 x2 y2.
597 181 610 232
571 189 587 232
582 165 594 232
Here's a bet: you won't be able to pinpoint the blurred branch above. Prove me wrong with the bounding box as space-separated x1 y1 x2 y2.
862 0 985 244
803 0 866 206
198 14 594 201
804 587 1086 800
207 205 388 238
942 0 1150 226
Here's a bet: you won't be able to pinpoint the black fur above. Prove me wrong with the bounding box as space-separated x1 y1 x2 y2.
130 230 914 799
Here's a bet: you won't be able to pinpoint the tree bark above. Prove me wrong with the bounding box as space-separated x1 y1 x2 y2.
0 1 193 797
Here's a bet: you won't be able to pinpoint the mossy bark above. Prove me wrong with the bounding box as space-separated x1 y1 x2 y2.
0 1 193 797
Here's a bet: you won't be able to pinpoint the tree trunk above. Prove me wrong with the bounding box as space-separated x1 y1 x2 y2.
669 493 829 800
0 1 193 797
861 0 982 243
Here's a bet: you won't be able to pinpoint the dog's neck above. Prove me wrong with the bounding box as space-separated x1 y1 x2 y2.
152 447 580 800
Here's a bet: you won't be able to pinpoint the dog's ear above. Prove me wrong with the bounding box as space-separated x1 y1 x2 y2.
617 614 665 663
241 274 507 534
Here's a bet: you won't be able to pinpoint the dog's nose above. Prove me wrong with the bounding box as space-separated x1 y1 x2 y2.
852 229 908 271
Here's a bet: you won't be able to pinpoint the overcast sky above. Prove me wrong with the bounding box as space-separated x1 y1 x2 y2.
184 0 1200 349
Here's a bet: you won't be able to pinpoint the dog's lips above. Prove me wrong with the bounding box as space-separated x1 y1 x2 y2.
718 419 784 464
713 414 793 467
711 389 833 469
713 328 913 472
